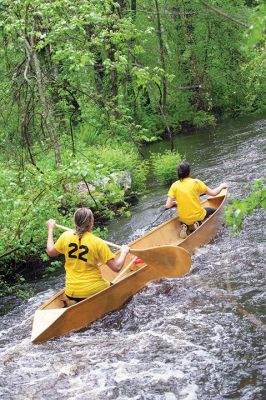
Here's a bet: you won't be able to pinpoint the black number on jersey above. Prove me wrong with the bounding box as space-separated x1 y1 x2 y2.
78 245 89 262
68 243 78 258
68 243 89 262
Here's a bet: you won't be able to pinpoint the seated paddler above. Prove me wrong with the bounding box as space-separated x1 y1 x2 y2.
46 207 129 305
165 161 227 238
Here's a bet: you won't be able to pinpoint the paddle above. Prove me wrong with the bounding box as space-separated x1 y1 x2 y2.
55 224 192 278
111 257 138 284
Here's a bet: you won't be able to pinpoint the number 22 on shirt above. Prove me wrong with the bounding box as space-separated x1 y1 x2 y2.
68 243 89 262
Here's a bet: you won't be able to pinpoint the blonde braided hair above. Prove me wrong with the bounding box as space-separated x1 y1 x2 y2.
74 208 94 239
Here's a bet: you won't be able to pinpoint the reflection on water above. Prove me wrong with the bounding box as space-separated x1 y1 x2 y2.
0 116 265 400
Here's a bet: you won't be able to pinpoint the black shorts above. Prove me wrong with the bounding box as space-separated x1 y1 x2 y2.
66 295 86 303
204 207 216 218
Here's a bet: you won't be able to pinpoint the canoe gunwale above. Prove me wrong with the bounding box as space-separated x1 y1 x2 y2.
32 189 228 343
127 192 227 246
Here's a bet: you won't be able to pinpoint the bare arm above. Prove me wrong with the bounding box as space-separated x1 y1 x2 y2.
46 219 60 257
106 245 130 272
206 182 228 197
165 196 176 209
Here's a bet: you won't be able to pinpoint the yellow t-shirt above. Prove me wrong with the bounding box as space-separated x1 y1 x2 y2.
168 177 208 225
54 231 114 298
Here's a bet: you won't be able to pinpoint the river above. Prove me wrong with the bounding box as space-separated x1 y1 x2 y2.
0 115 265 400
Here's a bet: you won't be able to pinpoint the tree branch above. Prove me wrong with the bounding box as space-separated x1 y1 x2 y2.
81 175 98 208
200 1 249 28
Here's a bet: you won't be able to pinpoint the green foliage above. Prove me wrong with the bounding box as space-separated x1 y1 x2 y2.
192 112 216 129
0 0 264 166
0 145 147 262
243 1 266 113
2 2 261 154
0 144 147 296
224 179 266 233
243 54 266 112
244 2 266 49
150 150 183 184
0 274 34 299
42 260 63 279
139 135 161 144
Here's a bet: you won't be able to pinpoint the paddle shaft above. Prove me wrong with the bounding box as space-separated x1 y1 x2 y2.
112 257 137 284
55 223 72 232
55 224 123 250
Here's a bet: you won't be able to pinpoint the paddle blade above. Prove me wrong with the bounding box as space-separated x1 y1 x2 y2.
129 245 191 277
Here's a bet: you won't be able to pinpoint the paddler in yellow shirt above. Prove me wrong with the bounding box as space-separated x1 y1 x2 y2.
165 161 227 237
46 207 129 305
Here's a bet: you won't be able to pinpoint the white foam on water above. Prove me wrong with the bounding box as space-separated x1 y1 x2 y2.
113 359 185 384
114 361 141 383
165 393 178 400
179 383 199 400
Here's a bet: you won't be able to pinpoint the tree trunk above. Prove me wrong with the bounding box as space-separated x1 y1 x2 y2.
178 1 202 111
22 96 36 166
154 0 172 143
24 38 61 166
155 0 167 115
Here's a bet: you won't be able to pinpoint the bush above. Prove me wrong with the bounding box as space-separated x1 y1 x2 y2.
192 111 216 128
224 179 266 233
150 150 183 184
88 145 148 193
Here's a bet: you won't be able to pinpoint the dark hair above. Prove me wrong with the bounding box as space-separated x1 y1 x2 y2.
177 161 190 180
74 208 94 238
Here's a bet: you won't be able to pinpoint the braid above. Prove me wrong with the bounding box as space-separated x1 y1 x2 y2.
74 208 94 239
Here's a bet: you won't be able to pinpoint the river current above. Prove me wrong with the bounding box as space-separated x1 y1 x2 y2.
0 116 265 399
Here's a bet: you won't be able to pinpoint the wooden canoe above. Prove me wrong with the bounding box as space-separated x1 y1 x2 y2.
31 189 228 344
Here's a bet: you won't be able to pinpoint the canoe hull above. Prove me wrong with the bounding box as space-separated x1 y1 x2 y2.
32 253 190 343
32 189 228 343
